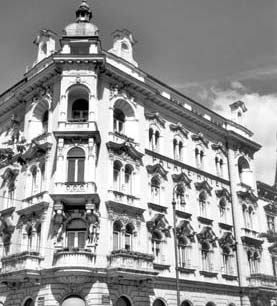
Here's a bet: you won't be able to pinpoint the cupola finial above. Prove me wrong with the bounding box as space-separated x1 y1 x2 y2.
76 0 92 22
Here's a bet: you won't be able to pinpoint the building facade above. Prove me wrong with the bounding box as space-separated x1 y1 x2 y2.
0 1 276 306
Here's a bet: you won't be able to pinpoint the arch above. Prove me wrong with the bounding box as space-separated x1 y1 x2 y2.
124 164 134 194
237 156 251 185
113 99 135 119
181 301 193 306
116 296 132 306
61 295 86 306
206 303 216 306
67 84 89 122
153 299 167 306
67 147 85 183
23 298 34 306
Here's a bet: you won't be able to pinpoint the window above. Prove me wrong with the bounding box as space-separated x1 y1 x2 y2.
248 250 260 274
199 191 207 218
149 128 160 152
222 247 234 275
178 237 191 268
71 99 88 122
151 176 160 203
175 184 185 208
66 219 86 249
31 166 38 195
173 138 183 161
181 302 192 306
116 296 132 306
219 198 227 223
215 156 224 177
113 161 122 191
238 157 251 185
67 147 85 183
242 205 255 229
124 165 133 194
267 215 275 232
24 299 35 306
113 108 125 134
195 148 204 169
124 223 133 251
201 242 213 271
272 256 277 277
42 110 48 133
113 221 122 251
152 231 162 263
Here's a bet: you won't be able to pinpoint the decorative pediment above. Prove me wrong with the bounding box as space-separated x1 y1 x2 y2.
197 226 217 248
169 123 189 138
146 214 171 237
237 190 258 203
211 142 227 155
191 132 209 147
146 163 168 180
176 220 195 243
264 203 277 215
1 167 19 190
106 201 145 221
106 141 143 164
172 172 191 188
195 180 213 195
259 230 277 243
145 112 166 128
241 236 264 248
215 188 231 202
218 232 237 252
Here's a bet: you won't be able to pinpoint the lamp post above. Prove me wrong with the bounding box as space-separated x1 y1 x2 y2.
172 186 181 306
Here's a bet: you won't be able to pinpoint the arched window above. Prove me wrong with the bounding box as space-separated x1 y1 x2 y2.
113 221 122 251
149 127 160 152
67 147 85 183
173 138 178 159
71 99 88 122
247 250 260 274
195 147 204 169
206 303 216 306
152 230 162 263
173 138 183 161
24 298 35 306
31 166 38 195
201 241 213 271
222 246 234 275
219 198 227 222
153 299 166 306
178 236 191 268
113 108 125 134
116 296 132 306
42 110 49 133
66 219 87 249
151 176 160 203
199 191 207 218
125 223 134 251
238 157 251 185
61 296 86 306
215 156 224 177
113 161 122 191
248 206 254 229
68 85 89 122
124 165 133 195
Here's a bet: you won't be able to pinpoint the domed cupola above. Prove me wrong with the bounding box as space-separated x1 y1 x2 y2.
61 0 101 54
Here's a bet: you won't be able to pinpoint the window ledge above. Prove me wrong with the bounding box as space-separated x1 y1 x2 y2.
175 210 192 220
218 222 233 230
222 274 238 280
153 263 170 270
148 202 167 213
178 267 196 274
199 270 218 277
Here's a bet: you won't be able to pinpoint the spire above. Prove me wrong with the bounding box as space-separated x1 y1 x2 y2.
76 0 92 22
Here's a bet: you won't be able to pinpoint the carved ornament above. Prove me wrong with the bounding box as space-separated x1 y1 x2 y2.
146 213 171 237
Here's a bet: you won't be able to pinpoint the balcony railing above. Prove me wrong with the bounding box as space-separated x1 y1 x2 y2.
53 248 96 268
1 251 43 274
108 190 140 207
248 273 277 288
55 182 97 194
57 120 97 132
108 249 154 270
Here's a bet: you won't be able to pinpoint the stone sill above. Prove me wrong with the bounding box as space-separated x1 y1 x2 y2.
199 270 218 277
178 267 196 274
222 274 238 280
153 263 170 270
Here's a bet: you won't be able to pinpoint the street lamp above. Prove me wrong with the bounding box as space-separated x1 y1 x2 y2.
172 185 181 306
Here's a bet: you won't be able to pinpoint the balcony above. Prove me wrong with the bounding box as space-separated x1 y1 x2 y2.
0 251 43 282
51 182 99 205
53 248 96 275
108 190 140 207
107 249 158 280
248 274 277 288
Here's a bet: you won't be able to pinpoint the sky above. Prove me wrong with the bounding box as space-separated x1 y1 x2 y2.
0 0 277 184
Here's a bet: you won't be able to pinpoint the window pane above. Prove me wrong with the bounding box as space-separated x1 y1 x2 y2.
113 232 119 250
68 159 75 182
78 232 86 248
67 232 75 248
78 159 85 182
125 233 131 251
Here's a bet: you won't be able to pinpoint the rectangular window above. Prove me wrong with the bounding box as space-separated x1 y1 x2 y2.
67 159 75 182
267 215 275 232
77 159 85 182
125 233 131 251
113 231 120 250
179 245 191 268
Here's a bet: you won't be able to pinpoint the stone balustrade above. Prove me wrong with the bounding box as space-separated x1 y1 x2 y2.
53 249 96 268
1 251 42 273
248 273 277 288
108 190 140 207
55 182 97 194
58 120 97 132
